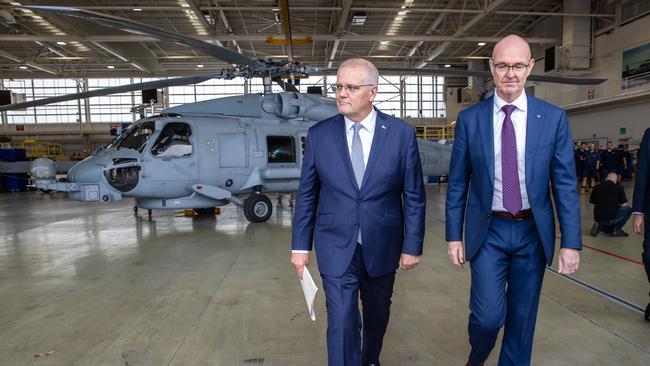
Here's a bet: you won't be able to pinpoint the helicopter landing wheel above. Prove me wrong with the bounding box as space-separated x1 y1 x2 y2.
243 194 272 223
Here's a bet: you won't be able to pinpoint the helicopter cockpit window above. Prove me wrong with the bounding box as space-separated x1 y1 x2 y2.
151 122 193 157
108 121 155 152
267 136 296 164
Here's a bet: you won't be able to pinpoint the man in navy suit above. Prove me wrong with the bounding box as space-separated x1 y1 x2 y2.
445 35 581 366
632 127 650 321
290 58 425 366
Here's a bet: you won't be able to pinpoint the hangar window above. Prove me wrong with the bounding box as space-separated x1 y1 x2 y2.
151 122 193 157
267 136 296 163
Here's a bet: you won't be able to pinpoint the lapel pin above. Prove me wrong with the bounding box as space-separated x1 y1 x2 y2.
381 125 386 129
536 114 542 118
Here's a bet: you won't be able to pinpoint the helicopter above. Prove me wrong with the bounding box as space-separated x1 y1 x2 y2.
0 6 606 223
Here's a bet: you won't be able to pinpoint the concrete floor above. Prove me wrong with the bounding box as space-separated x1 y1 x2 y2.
0 183 649 366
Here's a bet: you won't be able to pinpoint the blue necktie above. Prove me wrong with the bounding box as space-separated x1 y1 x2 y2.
351 123 365 243
501 104 522 215
351 124 365 188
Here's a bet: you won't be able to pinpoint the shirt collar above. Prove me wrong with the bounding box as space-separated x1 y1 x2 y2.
494 90 527 114
344 108 376 134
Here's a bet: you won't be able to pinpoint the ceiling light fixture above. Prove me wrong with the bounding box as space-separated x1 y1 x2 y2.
477 42 486 46
56 41 66 45
107 65 115 69
351 12 367 26
133 8 142 12
19 65 28 69
197 64 204 68
444 64 451 68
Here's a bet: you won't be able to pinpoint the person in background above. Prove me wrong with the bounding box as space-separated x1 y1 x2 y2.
589 172 632 237
601 141 618 182
616 144 628 182
576 142 587 191
582 143 601 192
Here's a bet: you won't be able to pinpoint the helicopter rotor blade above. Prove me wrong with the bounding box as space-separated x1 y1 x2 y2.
377 67 606 85
311 67 606 85
24 6 262 68
0 75 217 112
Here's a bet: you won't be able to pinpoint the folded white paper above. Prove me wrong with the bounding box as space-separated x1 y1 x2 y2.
300 267 318 321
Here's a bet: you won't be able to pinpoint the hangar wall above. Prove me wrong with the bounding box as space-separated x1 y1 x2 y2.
531 14 650 143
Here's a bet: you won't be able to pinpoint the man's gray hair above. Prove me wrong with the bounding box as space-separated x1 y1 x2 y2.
339 58 379 85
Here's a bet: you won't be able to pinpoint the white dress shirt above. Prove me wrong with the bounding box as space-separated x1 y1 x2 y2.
292 109 377 254
492 91 530 211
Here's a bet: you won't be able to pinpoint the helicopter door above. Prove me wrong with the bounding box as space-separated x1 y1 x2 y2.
144 121 198 196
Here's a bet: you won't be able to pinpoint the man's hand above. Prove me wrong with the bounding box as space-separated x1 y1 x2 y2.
290 253 310 279
399 253 420 271
634 214 645 235
557 248 580 275
447 241 465 268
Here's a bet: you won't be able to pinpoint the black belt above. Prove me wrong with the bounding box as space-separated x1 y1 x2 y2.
491 209 533 221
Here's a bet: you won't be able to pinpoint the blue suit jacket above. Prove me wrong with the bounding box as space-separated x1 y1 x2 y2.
291 108 426 277
633 128 650 214
445 95 582 265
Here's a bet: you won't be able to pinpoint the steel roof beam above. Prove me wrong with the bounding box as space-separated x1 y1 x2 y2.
0 34 560 44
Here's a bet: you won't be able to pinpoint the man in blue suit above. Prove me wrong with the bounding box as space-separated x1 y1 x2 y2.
291 58 425 366
445 35 581 366
632 127 650 321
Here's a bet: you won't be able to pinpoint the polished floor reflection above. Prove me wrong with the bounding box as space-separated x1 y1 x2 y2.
0 184 648 365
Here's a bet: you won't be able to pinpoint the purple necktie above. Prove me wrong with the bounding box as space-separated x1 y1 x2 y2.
501 104 522 215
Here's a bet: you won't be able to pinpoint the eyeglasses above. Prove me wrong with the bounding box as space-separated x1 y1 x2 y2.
329 84 375 93
491 60 530 74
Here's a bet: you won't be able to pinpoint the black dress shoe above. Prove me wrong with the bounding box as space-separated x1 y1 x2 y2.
645 302 650 322
590 222 600 236
611 230 629 237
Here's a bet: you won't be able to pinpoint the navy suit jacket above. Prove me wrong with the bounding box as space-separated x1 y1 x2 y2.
291 108 426 277
445 95 582 265
633 128 650 214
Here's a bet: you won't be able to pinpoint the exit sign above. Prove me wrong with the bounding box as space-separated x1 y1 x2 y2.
620 127 627 135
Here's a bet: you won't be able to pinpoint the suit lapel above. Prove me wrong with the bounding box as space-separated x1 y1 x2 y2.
333 114 360 189
361 109 390 190
479 96 495 186
525 96 542 187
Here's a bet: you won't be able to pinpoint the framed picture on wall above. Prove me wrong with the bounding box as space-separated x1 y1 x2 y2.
622 42 650 89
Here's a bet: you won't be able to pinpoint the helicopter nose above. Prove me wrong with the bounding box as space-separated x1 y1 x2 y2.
67 156 104 184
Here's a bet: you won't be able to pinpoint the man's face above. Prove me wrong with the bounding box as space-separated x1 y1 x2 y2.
607 142 613 150
335 65 377 121
490 41 533 103
589 143 595 151
580 143 586 150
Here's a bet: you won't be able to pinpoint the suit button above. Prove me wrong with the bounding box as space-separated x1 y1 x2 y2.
486 213 491 218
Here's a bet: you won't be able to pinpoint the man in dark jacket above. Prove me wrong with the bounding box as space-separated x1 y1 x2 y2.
590 172 633 237
632 127 650 321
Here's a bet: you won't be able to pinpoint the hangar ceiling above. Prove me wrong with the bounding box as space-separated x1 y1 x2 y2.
0 0 613 80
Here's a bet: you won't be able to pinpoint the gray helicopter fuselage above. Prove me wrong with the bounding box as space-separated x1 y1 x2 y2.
35 92 450 213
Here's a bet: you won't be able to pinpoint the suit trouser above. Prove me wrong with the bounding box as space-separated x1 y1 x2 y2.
321 244 396 366
468 216 546 366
